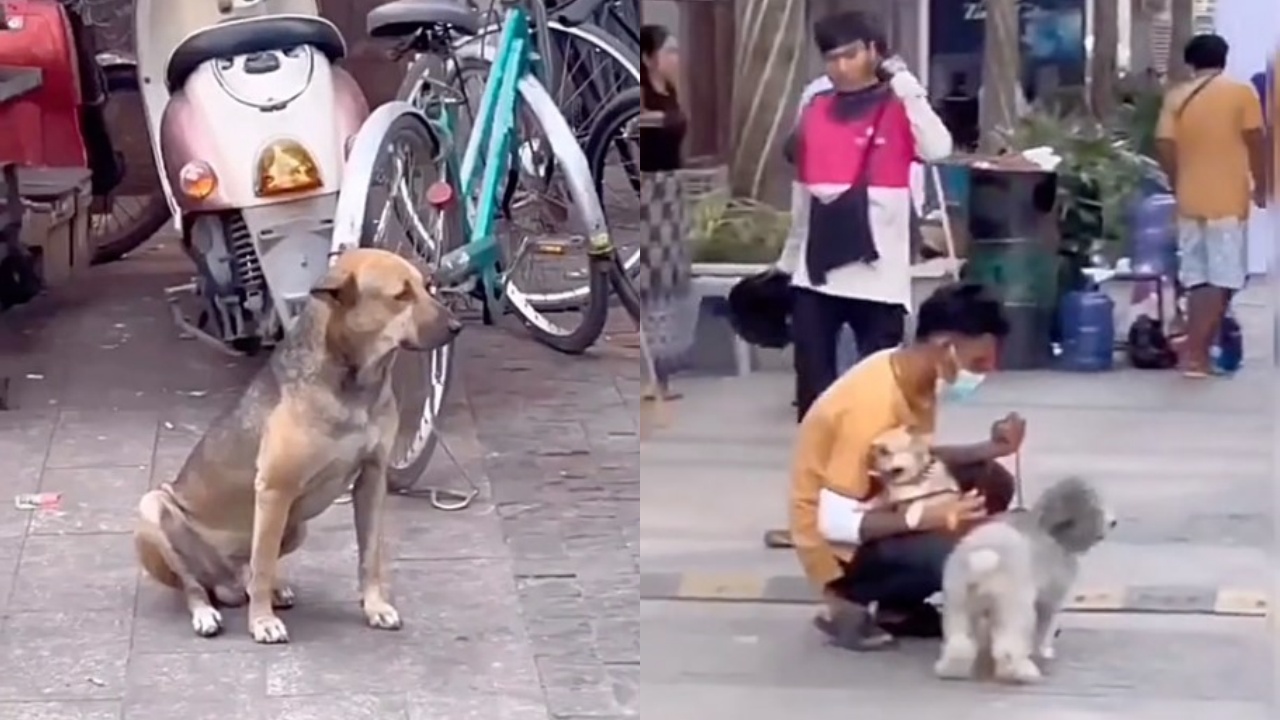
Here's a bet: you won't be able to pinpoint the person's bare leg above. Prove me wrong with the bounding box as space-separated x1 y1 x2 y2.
1201 287 1231 367
1180 286 1216 376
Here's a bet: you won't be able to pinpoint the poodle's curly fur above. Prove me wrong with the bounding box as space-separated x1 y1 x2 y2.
934 476 1115 684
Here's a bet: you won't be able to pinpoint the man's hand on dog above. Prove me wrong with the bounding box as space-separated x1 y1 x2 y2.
989 412 1026 457
922 491 988 532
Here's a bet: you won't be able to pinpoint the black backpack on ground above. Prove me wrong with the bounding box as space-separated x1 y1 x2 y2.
728 268 792 349
1126 315 1177 370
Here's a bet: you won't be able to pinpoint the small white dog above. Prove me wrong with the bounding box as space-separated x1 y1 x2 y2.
868 427 960 512
934 476 1115 684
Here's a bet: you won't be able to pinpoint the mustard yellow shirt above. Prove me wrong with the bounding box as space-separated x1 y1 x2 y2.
788 350 935 588
1156 75 1264 220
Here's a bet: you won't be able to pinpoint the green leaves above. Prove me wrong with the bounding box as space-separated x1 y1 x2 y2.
1001 109 1147 252
689 192 792 263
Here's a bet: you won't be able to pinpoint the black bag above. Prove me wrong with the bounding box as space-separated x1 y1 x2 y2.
728 268 792 349
1126 315 1177 370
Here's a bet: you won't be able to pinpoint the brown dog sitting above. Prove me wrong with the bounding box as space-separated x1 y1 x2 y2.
134 248 461 643
868 427 962 526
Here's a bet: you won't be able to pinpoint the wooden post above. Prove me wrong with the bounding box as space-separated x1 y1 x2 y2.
727 0 806 203
978 0 1021 152
678 0 736 160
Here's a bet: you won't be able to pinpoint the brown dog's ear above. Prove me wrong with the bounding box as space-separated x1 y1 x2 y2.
310 272 359 308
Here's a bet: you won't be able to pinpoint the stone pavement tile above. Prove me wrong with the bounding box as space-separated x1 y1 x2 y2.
123 701 253 720
11 533 137 611
594 618 639 665
534 656 630 717
148 427 201 488
645 684 1269 720
30 466 151 535
0 610 131 701
0 541 21 610
265 559 541 698
0 700 122 720
605 663 638 716
45 411 158 469
257 692 408 720
404 688 548 720
262 607 532 698
642 603 1269 704
391 496 509 561
0 412 54 539
122 652 264 719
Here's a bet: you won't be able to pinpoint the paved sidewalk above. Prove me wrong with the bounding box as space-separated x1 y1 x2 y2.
640 293 1274 718
0 242 639 719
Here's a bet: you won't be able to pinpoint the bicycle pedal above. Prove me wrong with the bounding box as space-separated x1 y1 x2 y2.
529 237 582 256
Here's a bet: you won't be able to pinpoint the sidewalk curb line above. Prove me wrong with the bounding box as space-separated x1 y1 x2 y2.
639 573 1269 617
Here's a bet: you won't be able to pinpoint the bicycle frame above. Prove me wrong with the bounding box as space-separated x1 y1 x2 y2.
430 5 537 308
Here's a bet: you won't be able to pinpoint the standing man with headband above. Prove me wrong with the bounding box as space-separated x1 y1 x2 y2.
776 10 954 421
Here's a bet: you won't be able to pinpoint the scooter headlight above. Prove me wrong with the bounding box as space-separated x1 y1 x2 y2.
255 140 322 197
178 161 218 200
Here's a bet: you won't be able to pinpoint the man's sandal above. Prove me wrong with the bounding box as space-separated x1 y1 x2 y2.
813 607 896 651
762 529 794 549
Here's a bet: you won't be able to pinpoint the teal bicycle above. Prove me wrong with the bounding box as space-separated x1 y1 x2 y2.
331 0 615 490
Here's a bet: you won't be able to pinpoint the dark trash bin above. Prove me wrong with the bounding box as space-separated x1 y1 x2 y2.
959 164 1060 370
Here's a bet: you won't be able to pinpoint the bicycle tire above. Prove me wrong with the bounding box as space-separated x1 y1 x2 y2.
504 74 613 354
584 86 640 320
454 19 639 139
91 64 172 265
344 105 458 490
399 55 612 354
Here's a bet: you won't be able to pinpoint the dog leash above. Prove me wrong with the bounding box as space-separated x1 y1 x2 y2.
331 430 481 511
1012 450 1025 510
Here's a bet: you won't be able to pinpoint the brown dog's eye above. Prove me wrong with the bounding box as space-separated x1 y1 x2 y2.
395 282 414 302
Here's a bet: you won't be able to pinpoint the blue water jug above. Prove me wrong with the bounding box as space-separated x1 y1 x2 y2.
1126 193 1178 277
1057 285 1115 372
1211 312 1243 375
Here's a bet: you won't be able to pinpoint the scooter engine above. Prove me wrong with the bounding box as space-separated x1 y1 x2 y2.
183 213 270 349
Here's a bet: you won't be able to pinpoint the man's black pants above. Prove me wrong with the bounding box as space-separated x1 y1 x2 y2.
792 287 905 421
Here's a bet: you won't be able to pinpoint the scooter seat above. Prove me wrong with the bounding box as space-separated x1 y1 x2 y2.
367 0 481 39
166 15 347 92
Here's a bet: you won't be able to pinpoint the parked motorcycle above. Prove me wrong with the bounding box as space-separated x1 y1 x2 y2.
134 0 370 353
0 0 170 265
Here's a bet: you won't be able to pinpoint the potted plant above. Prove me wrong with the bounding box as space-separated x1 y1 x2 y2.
689 192 791 265
1002 109 1148 275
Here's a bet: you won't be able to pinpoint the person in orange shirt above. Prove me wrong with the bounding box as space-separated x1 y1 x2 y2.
1155 34 1268 378
788 283 1024 650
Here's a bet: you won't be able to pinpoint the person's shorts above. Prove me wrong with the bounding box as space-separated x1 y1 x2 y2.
1177 218 1248 291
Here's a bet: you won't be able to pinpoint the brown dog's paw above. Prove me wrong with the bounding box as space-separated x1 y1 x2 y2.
272 584 297 609
250 614 290 644
362 599 403 631
190 606 224 637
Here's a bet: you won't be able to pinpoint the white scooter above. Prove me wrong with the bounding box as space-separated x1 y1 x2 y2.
135 0 370 353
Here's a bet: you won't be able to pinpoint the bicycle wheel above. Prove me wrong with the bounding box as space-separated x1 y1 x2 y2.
399 55 612 354
584 86 641 320
497 74 613 353
91 64 172 265
455 20 639 142
340 103 460 490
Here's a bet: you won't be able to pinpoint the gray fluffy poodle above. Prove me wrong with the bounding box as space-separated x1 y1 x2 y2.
934 476 1116 684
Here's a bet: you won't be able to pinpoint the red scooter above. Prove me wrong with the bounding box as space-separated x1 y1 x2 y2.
0 0 169 265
